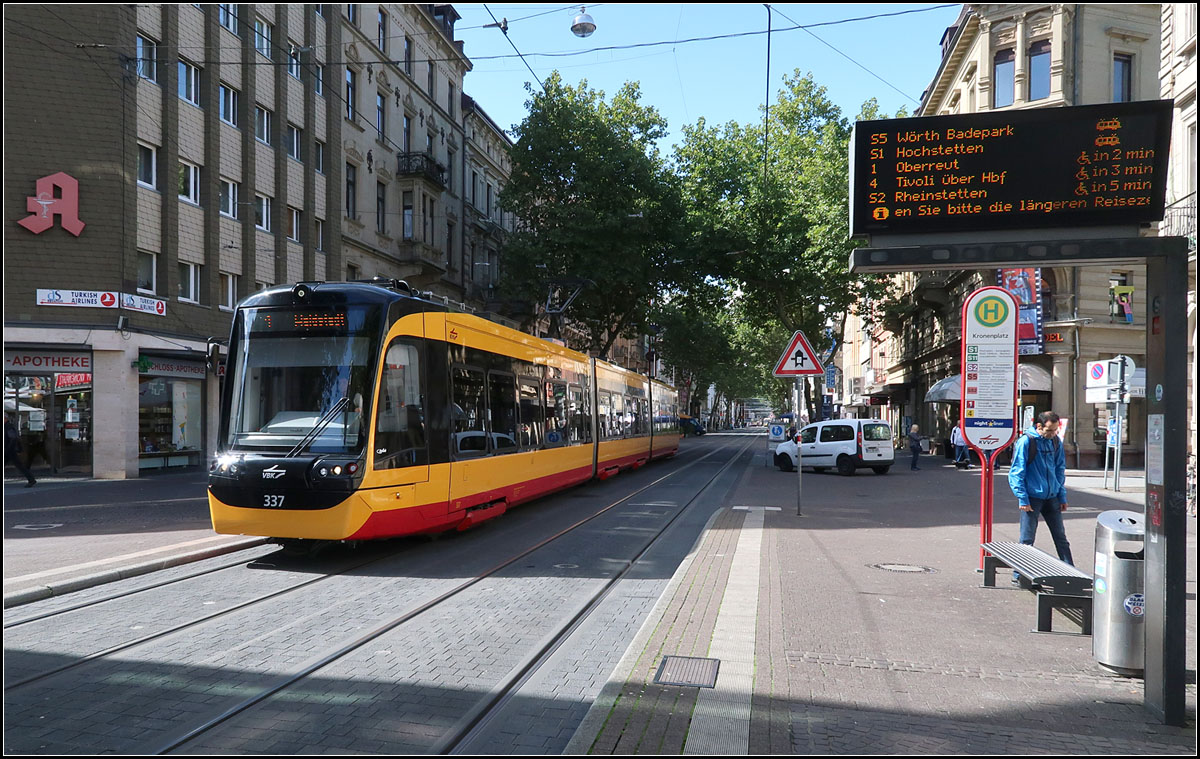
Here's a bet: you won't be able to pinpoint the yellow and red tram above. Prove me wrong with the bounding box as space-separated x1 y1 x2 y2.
208 279 680 545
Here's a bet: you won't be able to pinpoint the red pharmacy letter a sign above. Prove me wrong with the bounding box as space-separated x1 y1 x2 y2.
18 172 86 236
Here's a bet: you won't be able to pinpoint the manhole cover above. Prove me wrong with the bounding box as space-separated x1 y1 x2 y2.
870 563 937 573
654 656 720 688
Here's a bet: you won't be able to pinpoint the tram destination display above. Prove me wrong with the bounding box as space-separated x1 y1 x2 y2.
850 100 1172 238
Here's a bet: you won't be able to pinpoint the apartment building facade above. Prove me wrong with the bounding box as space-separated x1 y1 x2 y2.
4 4 513 480
847 3 1166 467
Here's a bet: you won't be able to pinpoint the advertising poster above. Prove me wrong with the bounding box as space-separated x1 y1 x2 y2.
997 268 1043 355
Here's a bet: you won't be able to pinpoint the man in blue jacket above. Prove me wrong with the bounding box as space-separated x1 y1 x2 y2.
1007 411 1073 583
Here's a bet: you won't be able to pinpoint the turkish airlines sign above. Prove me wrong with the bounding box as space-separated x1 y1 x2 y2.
36 289 167 317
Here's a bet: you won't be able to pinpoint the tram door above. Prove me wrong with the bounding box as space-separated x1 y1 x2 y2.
372 337 430 487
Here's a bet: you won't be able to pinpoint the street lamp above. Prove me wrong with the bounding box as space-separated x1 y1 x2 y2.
571 7 596 37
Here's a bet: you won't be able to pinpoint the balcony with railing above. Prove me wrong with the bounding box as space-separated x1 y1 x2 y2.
397 152 447 189
1161 192 1196 251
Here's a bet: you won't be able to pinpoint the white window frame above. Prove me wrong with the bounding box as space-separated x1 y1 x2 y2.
315 63 325 96
218 3 239 34
378 8 388 52
287 206 302 242
137 34 158 82
220 271 239 311
178 59 201 106
178 160 201 204
219 177 240 218
137 142 158 189
287 40 302 79
178 261 201 303
315 218 325 251
137 251 158 294
287 123 302 160
255 105 273 145
315 140 325 173
254 17 273 59
255 193 273 232
219 83 239 127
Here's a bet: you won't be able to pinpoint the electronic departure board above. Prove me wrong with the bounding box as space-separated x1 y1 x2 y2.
850 100 1173 238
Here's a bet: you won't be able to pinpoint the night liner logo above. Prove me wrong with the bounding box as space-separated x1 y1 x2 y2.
974 296 1009 327
18 172 85 236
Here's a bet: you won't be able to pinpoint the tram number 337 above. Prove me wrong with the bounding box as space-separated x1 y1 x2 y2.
263 494 287 508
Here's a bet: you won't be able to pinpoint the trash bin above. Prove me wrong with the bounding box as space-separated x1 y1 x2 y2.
1092 510 1145 676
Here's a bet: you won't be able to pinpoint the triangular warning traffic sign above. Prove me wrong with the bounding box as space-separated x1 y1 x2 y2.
772 331 825 377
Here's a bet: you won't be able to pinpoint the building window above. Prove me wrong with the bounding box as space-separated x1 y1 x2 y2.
137 143 157 188
427 60 435 96
287 124 301 160
1027 40 1051 101
403 115 412 152
346 163 357 219
219 84 239 127
254 17 273 59
347 4 359 26
139 374 203 462
376 92 386 137
315 218 325 251
993 49 1015 108
220 271 239 310
255 105 273 144
347 262 360 280
287 40 302 79
404 37 412 75
218 3 239 34
138 251 157 293
345 67 357 122
377 8 388 52
448 82 455 118
178 261 201 302
315 140 325 173
136 34 158 82
376 182 387 233
315 63 324 96
178 161 201 204
219 178 240 218
446 221 454 262
255 193 272 231
178 59 201 106
424 197 434 242
287 207 302 242
1113 54 1133 102
403 191 413 239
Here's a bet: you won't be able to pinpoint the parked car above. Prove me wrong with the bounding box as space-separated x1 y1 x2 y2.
774 419 894 475
681 417 706 436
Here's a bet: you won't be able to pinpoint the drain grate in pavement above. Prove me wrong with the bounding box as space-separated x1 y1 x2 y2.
654 656 720 688
870 563 937 573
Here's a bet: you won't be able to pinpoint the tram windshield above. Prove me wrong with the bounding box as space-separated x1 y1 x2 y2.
224 305 381 454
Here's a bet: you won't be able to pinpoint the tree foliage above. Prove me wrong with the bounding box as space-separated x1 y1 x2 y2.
498 73 685 357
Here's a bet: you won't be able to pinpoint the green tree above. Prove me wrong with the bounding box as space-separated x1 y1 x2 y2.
499 73 685 357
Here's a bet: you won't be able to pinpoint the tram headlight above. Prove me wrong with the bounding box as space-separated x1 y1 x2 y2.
214 454 240 474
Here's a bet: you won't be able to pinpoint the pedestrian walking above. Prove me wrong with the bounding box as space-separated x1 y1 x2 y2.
1007 410 1073 584
5 414 37 487
908 424 923 471
951 424 970 468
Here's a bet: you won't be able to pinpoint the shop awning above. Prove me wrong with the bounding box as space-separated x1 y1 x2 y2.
924 364 1054 403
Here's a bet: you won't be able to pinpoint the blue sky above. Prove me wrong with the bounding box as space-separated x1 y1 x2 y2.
452 3 965 151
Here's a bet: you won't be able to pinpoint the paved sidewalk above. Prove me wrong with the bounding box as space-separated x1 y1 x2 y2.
568 455 1197 754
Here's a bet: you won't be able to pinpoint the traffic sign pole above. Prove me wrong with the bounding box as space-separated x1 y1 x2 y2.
773 331 824 519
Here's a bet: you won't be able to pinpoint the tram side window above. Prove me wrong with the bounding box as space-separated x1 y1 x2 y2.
569 384 590 443
545 381 568 446
374 341 426 469
611 394 625 438
518 380 543 449
452 366 487 458
597 391 611 441
488 371 519 453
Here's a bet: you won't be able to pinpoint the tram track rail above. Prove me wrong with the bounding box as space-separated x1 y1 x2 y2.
147 436 756 755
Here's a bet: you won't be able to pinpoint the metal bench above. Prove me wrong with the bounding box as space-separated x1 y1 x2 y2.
981 541 1093 635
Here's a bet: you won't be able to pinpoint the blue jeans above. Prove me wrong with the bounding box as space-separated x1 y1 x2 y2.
1015 496 1074 581
954 444 969 464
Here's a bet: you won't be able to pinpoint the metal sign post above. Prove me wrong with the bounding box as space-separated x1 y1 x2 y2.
959 287 1020 571
773 331 825 518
